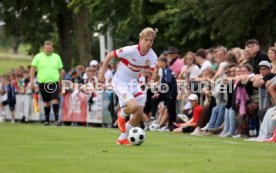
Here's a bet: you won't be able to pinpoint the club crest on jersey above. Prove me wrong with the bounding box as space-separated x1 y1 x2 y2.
119 49 123 53
122 94 127 100
145 59 151 66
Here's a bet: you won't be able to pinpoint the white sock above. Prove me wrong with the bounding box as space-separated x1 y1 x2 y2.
126 122 134 135
118 133 128 140
118 122 134 140
120 109 128 118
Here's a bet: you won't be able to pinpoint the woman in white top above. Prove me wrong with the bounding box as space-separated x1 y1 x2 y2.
213 52 238 80
178 51 200 80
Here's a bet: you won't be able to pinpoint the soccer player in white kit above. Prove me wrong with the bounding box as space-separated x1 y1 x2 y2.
98 27 158 145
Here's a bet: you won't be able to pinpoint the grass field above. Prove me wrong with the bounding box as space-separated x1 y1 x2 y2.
0 58 31 75
0 45 32 75
0 123 275 173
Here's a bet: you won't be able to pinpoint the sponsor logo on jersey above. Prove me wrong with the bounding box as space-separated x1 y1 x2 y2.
121 58 146 72
127 63 144 72
145 59 150 66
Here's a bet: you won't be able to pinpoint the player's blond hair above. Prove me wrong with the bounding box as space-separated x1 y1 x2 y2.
139 27 158 39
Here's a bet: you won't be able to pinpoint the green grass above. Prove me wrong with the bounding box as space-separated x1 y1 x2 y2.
0 44 32 55
0 58 31 75
0 123 276 173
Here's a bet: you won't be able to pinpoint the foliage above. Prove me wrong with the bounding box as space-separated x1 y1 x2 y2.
1 0 276 62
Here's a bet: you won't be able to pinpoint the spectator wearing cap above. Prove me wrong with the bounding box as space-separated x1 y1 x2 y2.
163 46 183 78
245 39 270 74
173 94 202 133
90 59 99 73
251 61 272 88
252 60 274 124
81 60 100 81
90 60 99 68
256 47 276 143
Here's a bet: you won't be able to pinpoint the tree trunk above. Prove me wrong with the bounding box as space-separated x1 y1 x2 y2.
57 10 73 72
12 38 21 54
73 6 93 66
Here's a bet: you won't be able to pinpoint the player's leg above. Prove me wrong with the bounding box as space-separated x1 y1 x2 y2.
116 93 140 133
116 98 139 145
51 82 60 125
39 83 51 125
124 95 145 136
117 94 145 145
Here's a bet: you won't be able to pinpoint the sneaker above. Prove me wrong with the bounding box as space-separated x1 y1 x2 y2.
246 137 265 142
143 120 154 131
149 122 160 131
54 121 61 126
219 131 226 137
207 127 222 134
44 121 50 126
201 123 209 131
117 110 126 133
116 139 130 145
177 114 189 123
233 134 248 138
221 133 233 138
249 129 257 137
191 127 202 136
158 126 169 132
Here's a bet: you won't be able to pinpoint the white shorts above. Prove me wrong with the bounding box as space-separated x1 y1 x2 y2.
112 79 145 108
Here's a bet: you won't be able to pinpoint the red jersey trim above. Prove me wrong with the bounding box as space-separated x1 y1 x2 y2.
114 50 118 58
138 44 149 57
149 68 155 72
134 92 143 97
121 58 147 72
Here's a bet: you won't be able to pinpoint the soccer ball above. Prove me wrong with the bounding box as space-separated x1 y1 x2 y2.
149 122 159 131
128 127 146 145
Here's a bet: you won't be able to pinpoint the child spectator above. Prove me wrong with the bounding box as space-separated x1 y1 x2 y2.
1 76 16 123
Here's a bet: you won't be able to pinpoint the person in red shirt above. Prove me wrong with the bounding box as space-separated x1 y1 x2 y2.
173 94 202 133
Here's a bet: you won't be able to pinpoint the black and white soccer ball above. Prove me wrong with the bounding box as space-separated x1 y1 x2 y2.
128 127 146 145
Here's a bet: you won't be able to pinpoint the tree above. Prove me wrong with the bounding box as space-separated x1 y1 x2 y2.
0 0 55 54
69 0 93 66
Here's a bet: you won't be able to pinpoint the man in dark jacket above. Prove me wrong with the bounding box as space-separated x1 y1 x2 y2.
245 39 270 74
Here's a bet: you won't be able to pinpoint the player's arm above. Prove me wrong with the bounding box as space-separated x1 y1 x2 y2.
98 51 116 83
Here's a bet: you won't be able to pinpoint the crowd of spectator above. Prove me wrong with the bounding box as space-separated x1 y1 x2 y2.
0 38 276 142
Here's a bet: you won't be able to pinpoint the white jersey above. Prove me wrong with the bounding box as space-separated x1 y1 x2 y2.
111 44 157 107
113 44 157 84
